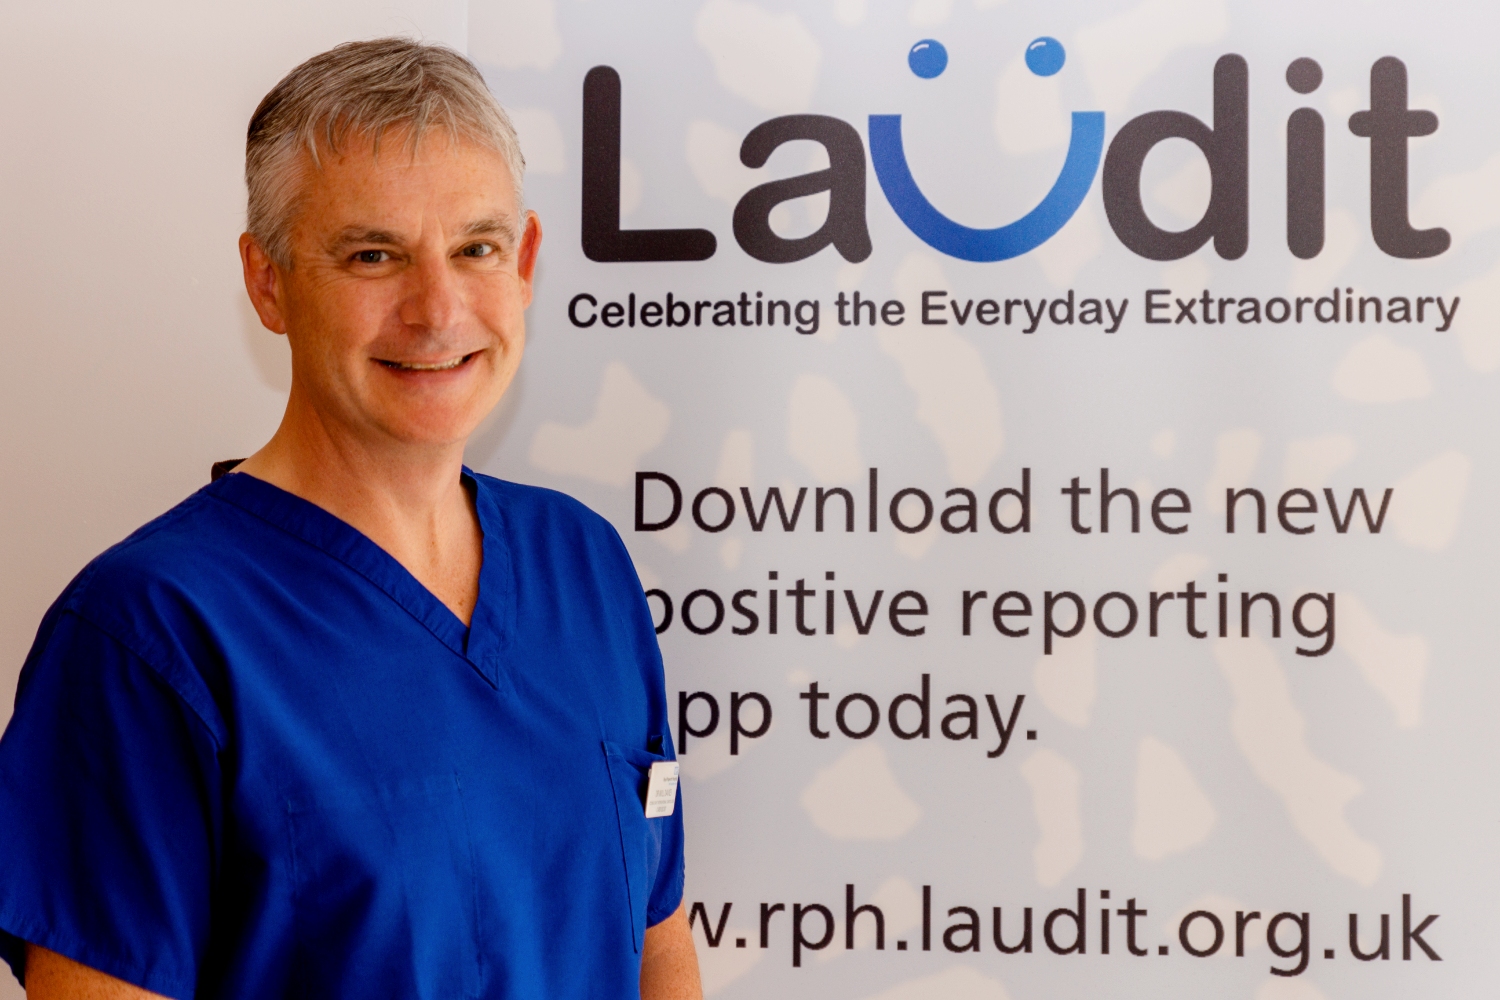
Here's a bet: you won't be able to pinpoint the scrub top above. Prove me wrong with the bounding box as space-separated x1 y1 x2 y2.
0 470 684 999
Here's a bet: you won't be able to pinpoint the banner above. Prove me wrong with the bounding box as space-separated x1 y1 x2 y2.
471 1 1499 995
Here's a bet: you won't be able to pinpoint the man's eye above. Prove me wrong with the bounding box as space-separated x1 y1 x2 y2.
461 243 494 258
354 250 388 264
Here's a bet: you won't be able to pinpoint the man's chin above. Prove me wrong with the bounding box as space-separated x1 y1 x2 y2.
364 402 493 452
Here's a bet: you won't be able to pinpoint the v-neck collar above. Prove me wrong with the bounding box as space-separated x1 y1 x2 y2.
207 468 514 692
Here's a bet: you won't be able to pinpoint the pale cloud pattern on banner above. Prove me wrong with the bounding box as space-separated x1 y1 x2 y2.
994 53 1067 155
888 253 1004 485
781 147 832 238
1416 150 1500 249
1390 449 1471 551
652 522 691 554
816 877 925 965
1255 978 1331 1000
1151 551 1210 593
1133 735 1217 860
817 877 923 961
833 0 867 27
870 877 924 940
893 521 939 561
992 492 1023 528
1033 204 1104 288
716 429 756 488
1449 254 1500 372
1151 149 1211 227
833 619 865 649
1339 594 1427 729
836 261 867 293
699 930 763 996
631 561 661 592
686 119 764 205
1205 428 1262 514
618 157 643 218
680 727 742 782
1075 0 1229 117
467 0 562 70
506 108 566 175
787 373 864 484
1327 86 1362 117
860 966 1012 1000
1160 255 1212 302
907 0 953 27
1034 628 1096 727
1215 637 1382 885
1282 434 1357 490
1332 335 1433 403
694 0 821 114
1020 748 1083 886
801 744 922 840
528 362 670 486
711 431 749 554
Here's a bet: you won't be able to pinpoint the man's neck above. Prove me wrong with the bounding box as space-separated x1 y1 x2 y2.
235 396 483 625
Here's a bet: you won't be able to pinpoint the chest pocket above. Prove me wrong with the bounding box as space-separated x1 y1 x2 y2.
286 773 482 999
602 740 672 953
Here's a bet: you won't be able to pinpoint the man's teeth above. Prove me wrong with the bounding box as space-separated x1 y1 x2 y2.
384 354 470 371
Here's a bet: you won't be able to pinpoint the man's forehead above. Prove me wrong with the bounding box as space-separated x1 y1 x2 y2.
295 135 520 243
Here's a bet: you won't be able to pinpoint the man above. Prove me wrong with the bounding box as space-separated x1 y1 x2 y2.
0 38 700 999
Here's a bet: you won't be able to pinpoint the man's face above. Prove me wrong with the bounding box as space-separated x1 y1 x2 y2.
245 131 540 451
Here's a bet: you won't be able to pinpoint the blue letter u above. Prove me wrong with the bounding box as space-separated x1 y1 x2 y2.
869 112 1104 262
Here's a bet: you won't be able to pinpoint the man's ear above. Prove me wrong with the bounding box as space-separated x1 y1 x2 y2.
240 233 290 335
516 210 543 309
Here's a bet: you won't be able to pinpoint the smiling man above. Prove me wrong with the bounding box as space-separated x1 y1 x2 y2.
0 39 699 1000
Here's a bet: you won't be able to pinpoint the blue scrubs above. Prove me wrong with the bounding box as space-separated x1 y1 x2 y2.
0 471 683 999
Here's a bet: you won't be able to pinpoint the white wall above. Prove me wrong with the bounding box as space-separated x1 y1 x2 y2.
0 4 465 993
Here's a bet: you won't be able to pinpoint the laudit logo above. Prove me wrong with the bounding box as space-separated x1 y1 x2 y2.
580 39 1448 266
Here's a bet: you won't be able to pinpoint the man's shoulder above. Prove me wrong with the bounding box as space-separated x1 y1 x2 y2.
24 484 255 731
60 482 261 627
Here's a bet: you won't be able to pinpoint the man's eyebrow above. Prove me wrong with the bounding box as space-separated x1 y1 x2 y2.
322 216 518 256
325 228 403 254
463 216 518 246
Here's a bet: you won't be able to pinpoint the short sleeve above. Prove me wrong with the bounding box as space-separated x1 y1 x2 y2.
0 611 221 998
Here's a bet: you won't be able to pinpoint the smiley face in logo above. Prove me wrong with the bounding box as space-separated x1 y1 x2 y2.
869 37 1105 262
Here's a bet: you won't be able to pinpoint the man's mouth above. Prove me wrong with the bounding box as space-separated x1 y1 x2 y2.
376 352 476 372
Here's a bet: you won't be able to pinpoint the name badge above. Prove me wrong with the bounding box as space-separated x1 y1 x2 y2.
644 761 679 818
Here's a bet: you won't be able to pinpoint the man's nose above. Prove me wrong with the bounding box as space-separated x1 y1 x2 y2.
401 254 466 332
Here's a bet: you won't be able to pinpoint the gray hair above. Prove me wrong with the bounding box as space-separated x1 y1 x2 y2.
246 37 525 267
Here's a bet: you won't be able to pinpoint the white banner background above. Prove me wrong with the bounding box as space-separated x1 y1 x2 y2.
471 2 1499 998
